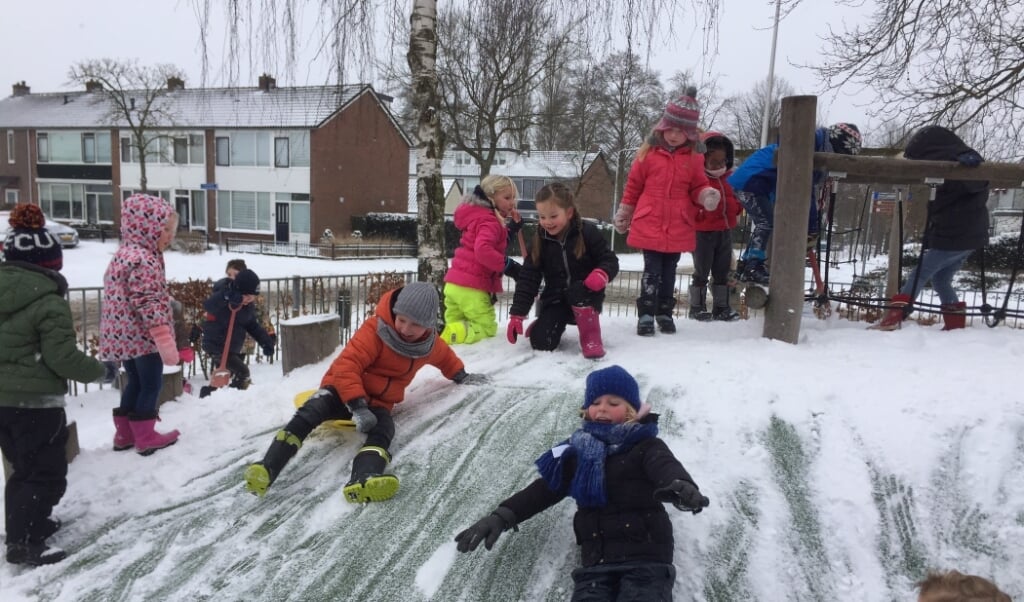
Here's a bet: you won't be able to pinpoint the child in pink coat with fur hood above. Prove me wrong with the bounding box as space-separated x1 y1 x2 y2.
100 193 181 456
614 88 720 337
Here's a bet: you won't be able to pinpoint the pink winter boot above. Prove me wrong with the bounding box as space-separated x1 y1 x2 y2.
112 409 134 451
128 414 180 456
572 306 606 359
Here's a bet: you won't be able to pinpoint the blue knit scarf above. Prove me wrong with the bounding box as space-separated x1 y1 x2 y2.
535 420 658 508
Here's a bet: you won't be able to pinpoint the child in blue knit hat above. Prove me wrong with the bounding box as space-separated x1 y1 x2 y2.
455 364 709 600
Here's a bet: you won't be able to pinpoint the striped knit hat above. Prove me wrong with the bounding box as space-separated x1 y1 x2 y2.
655 87 701 139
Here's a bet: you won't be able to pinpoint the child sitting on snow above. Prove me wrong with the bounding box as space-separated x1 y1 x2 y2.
244 281 486 503
455 364 709 600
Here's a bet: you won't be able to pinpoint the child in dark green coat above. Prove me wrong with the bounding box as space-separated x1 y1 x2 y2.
0 204 106 567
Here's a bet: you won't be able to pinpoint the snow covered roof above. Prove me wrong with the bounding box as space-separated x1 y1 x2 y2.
0 84 380 130
407 149 601 178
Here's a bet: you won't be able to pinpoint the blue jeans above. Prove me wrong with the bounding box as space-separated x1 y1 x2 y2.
737 192 772 262
119 353 165 416
900 249 971 305
640 250 681 303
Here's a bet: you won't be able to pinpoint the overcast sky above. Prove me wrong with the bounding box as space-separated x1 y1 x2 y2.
2 0 874 136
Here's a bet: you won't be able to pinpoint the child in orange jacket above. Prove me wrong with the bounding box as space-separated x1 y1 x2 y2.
244 282 485 503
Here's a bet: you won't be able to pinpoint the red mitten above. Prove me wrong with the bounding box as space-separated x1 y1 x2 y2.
150 325 180 366
583 269 609 292
178 347 195 364
507 315 525 344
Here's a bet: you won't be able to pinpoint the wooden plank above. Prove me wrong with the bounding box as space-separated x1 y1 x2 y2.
812 153 1024 188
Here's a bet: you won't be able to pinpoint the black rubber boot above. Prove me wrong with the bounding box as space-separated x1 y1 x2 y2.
343 446 399 503
656 298 678 332
711 285 740 321
636 298 656 336
687 286 711 322
244 430 302 497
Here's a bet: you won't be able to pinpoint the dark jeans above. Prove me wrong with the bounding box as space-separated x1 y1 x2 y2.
570 561 676 602
737 191 773 262
529 303 574 352
0 407 68 545
692 230 733 287
120 353 164 416
900 248 972 305
641 250 682 303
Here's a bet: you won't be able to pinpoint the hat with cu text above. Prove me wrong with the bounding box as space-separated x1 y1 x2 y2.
3 203 63 271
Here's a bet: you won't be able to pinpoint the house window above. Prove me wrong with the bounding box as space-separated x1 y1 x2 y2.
5 189 18 204
189 134 205 164
215 137 230 166
173 137 189 164
216 190 272 231
37 133 49 162
120 136 133 163
6 131 13 164
274 137 289 167
82 133 96 163
190 190 206 229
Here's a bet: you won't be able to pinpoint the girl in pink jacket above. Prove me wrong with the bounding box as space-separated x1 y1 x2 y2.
614 88 720 336
440 175 519 344
99 194 181 456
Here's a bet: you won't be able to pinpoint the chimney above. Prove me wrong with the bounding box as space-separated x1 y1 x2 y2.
166 76 185 91
258 73 276 91
12 81 30 96
85 79 103 93
520 143 531 157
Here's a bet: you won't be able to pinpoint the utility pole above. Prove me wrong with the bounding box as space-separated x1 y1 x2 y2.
759 0 782 147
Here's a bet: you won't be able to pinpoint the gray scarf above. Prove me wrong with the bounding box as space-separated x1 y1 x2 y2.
376 319 435 358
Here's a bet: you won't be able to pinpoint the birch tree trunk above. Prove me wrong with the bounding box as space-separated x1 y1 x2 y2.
408 0 447 287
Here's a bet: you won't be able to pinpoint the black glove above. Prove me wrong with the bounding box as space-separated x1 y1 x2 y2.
453 369 490 385
507 219 523 236
224 282 243 306
504 257 522 280
262 334 277 357
653 479 710 514
346 397 378 433
455 507 517 552
956 151 983 167
568 281 594 307
189 324 203 345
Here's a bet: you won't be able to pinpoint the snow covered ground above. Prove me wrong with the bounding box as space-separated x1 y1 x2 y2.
1 242 1022 601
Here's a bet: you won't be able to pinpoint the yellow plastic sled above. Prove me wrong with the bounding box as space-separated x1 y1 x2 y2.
293 389 356 430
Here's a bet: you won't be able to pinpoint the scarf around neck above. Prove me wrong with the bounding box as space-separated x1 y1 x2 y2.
376 319 435 358
535 420 658 508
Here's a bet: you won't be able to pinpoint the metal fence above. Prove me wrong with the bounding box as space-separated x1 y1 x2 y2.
64 269 1023 397
223 238 416 260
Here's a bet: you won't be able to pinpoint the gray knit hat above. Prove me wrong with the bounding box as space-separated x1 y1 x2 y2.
393 282 439 328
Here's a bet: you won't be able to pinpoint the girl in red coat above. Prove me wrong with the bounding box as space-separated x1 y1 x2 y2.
613 88 720 336
691 132 743 321
440 174 519 344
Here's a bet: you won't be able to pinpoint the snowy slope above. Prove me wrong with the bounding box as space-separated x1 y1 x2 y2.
1 246 1022 601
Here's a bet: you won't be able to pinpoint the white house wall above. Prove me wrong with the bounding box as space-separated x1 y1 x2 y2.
120 164 205 190
215 166 311 194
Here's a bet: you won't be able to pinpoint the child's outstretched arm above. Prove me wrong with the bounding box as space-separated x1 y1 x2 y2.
653 479 710 514
454 507 516 552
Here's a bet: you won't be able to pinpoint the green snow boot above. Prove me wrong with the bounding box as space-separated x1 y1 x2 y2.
342 446 400 503
244 430 302 497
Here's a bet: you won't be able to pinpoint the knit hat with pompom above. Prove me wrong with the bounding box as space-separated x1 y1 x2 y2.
3 204 63 271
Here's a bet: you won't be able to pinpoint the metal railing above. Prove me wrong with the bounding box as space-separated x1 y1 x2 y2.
223 237 416 260
64 269 1023 397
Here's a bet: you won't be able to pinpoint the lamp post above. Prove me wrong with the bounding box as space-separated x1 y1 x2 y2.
759 0 782 147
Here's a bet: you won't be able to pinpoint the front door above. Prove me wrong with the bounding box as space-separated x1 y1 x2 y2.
275 203 289 243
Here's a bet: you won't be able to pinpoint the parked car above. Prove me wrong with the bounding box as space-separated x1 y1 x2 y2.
0 209 80 251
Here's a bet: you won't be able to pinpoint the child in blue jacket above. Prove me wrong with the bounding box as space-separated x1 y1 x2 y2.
201 268 275 392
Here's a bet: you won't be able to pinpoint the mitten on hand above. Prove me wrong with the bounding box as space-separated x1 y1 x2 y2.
262 334 277 357
956 151 983 167
653 479 710 514
453 370 490 385
150 325 180 366
454 507 517 552
507 218 523 236
224 282 244 306
507 315 525 344
699 187 721 211
178 347 195 364
613 204 635 234
583 269 609 292
346 397 378 433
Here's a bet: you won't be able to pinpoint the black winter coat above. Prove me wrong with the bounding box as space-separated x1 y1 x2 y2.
509 220 619 317
498 417 696 567
201 292 274 356
903 126 990 251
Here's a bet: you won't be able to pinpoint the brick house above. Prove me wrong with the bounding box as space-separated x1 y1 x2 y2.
0 76 410 241
408 148 615 223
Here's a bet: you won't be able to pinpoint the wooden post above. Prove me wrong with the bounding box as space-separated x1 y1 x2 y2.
280 313 341 375
763 95 817 344
885 192 904 298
